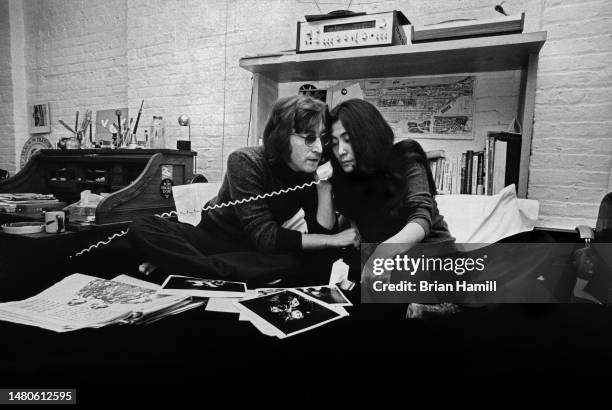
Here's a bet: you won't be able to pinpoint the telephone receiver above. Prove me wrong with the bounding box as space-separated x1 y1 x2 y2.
316 160 333 181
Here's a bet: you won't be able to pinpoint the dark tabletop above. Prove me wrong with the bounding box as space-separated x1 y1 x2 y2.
1 244 611 404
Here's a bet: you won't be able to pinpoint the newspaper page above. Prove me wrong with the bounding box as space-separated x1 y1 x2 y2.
112 275 206 325
112 274 190 316
0 274 136 332
0 274 189 332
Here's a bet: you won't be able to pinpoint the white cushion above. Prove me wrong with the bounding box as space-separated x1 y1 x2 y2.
173 183 539 247
435 184 539 246
172 183 221 226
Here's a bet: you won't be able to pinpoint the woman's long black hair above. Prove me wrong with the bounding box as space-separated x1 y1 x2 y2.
326 99 437 198
327 99 394 173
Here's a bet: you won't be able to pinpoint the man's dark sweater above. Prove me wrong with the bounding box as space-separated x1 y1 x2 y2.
200 146 334 253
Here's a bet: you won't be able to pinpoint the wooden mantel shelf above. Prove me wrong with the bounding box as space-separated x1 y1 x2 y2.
239 31 547 82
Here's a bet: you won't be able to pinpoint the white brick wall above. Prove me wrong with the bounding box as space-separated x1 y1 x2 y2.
22 0 128 153
10 0 28 172
531 0 612 228
0 0 15 174
1 0 611 229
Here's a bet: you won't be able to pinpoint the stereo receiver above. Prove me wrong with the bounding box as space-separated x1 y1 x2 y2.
296 11 410 53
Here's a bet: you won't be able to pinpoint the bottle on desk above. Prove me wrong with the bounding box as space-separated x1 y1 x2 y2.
149 116 166 149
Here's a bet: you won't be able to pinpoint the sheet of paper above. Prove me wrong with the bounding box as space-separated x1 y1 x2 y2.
205 298 241 314
329 258 349 286
330 82 364 109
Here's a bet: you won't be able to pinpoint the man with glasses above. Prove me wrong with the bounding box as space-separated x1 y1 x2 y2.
128 95 359 286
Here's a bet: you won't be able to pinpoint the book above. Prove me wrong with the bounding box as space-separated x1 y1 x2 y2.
476 151 485 195
436 157 444 190
488 131 522 194
486 136 495 195
492 139 507 194
16 201 66 213
465 150 474 195
460 152 467 194
471 151 479 195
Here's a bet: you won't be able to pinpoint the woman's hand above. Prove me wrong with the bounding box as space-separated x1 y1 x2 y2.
360 243 409 289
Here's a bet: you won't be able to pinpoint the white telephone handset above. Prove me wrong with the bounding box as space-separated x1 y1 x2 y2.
316 161 333 181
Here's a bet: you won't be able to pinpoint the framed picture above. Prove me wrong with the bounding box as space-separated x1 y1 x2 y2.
95 108 129 141
29 102 51 134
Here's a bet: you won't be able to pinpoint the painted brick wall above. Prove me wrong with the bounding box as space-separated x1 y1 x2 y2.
0 0 15 174
22 0 128 152
1 0 611 229
529 0 612 228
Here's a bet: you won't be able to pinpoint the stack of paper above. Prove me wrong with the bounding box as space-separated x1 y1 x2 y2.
0 193 60 213
0 270 353 337
112 275 206 325
0 274 201 332
0 193 57 201
0 201 17 213
200 261 354 338
201 282 352 339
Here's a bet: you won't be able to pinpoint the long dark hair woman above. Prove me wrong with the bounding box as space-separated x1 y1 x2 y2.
326 99 455 290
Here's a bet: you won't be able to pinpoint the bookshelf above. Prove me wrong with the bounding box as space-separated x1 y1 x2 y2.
239 32 546 198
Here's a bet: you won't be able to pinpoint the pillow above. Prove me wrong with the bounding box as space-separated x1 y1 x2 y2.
435 184 539 246
172 183 221 226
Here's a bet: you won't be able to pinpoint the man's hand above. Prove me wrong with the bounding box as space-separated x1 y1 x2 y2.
332 227 361 249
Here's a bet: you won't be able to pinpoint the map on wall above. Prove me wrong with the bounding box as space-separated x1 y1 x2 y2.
363 75 475 140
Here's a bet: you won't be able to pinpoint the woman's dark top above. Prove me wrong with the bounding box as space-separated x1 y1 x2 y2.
331 139 455 244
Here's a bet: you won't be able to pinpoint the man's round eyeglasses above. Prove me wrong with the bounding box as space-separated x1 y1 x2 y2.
292 132 330 147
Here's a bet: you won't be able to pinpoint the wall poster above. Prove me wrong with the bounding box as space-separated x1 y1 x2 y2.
363 75 475 140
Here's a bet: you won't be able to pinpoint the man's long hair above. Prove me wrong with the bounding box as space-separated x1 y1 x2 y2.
262 95 327 165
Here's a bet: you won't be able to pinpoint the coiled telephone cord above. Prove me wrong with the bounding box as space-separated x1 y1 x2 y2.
71 178 325 258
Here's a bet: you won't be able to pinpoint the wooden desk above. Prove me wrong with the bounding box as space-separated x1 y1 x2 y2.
0 149 196 225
